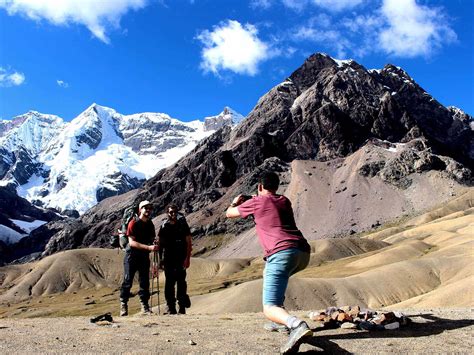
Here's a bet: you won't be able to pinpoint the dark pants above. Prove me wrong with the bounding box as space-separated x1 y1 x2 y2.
120 252 150 304
164 266 187 309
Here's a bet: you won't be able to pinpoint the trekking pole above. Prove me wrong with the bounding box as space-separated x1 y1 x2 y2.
154 251 161 315
150 252 154 311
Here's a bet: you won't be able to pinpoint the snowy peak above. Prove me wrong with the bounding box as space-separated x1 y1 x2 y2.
0 111 64 155
203 107 245 131
2 104 243 215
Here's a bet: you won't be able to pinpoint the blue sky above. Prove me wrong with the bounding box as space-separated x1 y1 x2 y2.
0 0 472 122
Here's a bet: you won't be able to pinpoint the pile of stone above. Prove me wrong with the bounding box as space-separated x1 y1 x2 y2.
308 306 411 331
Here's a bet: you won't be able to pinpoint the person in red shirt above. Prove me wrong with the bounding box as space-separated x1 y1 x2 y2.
119 200 159 316
226 171 312 353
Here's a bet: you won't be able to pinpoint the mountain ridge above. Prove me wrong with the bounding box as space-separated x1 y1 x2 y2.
30 52 472 260
0 104 243 215
2 52 472 264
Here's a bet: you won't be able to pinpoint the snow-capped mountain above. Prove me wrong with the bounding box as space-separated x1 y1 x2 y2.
0 104 244 215
204 107 244 131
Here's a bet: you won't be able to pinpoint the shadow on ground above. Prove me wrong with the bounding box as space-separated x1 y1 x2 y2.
301 313 474 353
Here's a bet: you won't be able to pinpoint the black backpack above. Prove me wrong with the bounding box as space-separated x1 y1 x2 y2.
110 203 139 250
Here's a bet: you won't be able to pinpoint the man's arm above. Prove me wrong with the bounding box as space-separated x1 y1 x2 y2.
225 206 241 218
129 237 158 251
225 194 247 218
183 234 192 269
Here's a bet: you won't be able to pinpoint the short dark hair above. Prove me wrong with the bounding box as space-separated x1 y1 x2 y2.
259 171 279 191
167 204 179 212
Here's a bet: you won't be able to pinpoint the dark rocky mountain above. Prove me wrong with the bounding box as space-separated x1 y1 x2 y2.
0 185 62 265
9 53 473 260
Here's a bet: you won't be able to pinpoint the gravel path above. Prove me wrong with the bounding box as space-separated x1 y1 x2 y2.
0 309 472 353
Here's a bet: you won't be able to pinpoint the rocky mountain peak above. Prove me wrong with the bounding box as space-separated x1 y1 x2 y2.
288 52 339 92
203 107 245 131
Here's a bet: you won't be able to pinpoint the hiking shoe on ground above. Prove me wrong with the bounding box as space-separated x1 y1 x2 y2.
141 303 153 315
280 321 313 354
164 306 177 315
263 321 290 333
120 302 128 317
90 312 113 323
178 306 186 315
182 294 191 308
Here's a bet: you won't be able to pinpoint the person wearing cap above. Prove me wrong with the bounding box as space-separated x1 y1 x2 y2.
119 200 159 316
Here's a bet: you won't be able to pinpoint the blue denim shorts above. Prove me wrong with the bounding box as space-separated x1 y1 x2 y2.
262 248 310 306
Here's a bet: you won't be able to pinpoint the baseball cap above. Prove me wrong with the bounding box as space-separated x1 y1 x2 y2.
139 200 152 210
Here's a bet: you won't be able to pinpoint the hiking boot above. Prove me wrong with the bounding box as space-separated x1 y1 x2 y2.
280 321 313 354
263 321 290 334
178 306 186 315
164 305 177 315
120 302 128 317
90 312 113 323
141 303 153 315
182 294 191 308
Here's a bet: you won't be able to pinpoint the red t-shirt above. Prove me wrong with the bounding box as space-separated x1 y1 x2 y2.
126 218 155 255
237 194 310 258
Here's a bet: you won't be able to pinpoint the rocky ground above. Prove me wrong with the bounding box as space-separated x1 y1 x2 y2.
0 309 472 353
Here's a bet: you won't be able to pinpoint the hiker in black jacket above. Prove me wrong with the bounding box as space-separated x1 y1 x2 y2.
119 200 158 316
158 204 192 314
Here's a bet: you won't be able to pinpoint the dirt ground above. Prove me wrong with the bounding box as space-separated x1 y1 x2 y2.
0 308 472 353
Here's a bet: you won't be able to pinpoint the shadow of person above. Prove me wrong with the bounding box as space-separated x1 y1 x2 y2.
297 313 474 353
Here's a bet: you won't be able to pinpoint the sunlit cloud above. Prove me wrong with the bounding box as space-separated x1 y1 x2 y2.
197 20 276 76
0 67 25 87
379 0 457 57
0 0 149 43
56 80 69 88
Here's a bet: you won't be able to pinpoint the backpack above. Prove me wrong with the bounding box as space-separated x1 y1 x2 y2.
110 203 139 250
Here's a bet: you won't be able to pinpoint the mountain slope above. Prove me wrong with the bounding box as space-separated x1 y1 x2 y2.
0 190 471 313
18 52 474 259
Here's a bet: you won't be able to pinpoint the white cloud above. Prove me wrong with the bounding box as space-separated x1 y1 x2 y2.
286 0 456 59
379 0 457 57
293 26 350 58
56 80 69 88
197 20 274 76
0 67 25 87
0 0 148 43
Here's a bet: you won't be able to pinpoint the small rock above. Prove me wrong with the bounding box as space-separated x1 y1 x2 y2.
341 322 357 329
384 322 400 330
337 313 352 322
188 340 196 345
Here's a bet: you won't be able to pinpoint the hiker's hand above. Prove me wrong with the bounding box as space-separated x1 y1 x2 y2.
183 259 190 269
231 194 248 207
149 244 159 252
